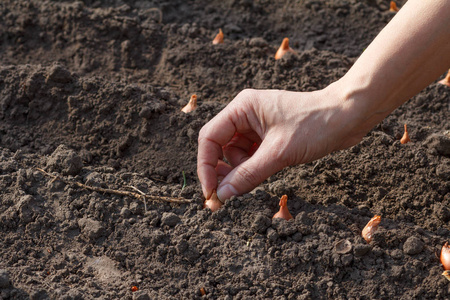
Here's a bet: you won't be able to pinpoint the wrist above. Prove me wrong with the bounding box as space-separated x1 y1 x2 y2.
320 80 376 151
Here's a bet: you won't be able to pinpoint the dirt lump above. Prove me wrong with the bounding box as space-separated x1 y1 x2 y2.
46 145 83 175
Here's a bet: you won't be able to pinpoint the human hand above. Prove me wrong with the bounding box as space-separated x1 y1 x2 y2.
197 86 365 201
198 0 450 202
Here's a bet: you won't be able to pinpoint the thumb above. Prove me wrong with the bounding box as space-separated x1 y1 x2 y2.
216 141 284 201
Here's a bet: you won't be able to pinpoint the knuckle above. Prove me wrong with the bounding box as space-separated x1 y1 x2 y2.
240 88 256 96
198 125 209 142
236 89 258 103
235 164 261 187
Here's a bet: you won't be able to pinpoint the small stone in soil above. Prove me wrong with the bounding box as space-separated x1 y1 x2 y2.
425 133 450 156
267 228 279 243
403 236 424 255
341 254 354 266
78 218 105 240
133 290 151 300
434 203 450 222
0 269 10 288
161 212 180 227
249 37 268 47
46 144 83 176
353 244 371 257
251 214 271 234
46 63 72 83
292 232 303 242
272 218 297 237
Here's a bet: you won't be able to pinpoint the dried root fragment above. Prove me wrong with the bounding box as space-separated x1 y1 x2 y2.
362 215 381 243
35 168 192 204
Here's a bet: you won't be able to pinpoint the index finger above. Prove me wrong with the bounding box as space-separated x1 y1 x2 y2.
197 109 237 199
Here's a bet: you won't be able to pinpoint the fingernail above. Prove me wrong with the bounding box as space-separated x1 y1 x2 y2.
201 185 209 199
217 184 238 202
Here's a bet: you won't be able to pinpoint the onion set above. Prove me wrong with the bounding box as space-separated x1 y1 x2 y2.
204 190 223 212
400 124 411 144
181 94 198 113
212 29 224 45
441 242 450 270
362 215 381 243
275 38 295 60
272 195 293 220
438 69 450 87
389 1 399 12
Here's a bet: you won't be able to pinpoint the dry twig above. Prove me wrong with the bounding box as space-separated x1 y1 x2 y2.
35 168 192 204
126 185 148 212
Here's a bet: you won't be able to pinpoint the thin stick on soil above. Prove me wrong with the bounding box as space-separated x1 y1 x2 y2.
312 161 321 173
149 176 168 184
35 168 192 204
126 185 148 212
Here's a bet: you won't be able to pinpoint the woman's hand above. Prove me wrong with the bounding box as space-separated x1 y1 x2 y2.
197 0 450 202
197 86 363 201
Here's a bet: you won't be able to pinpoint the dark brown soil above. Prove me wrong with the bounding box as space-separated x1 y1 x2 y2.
1 0 449 299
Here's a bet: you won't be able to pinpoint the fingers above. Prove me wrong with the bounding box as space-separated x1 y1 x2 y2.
217 138 285 201
197 89 262 199
222 132 261 167
215 160 233 181
197 100 253 199
197 118 235 199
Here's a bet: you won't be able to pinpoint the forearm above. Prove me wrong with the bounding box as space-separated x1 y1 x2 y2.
332 0 450 138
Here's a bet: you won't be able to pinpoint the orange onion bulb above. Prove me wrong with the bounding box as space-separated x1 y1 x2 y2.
389 1 399 12
181 94 198 113
441 242 450 270
438 69 450 87
362 215 381 243
272 195 293 220
275 38 295 60
204 190 223 212
212 29 224 45
400 124 411 144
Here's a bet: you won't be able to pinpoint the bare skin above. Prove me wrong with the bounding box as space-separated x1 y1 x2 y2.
197 0 450 201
